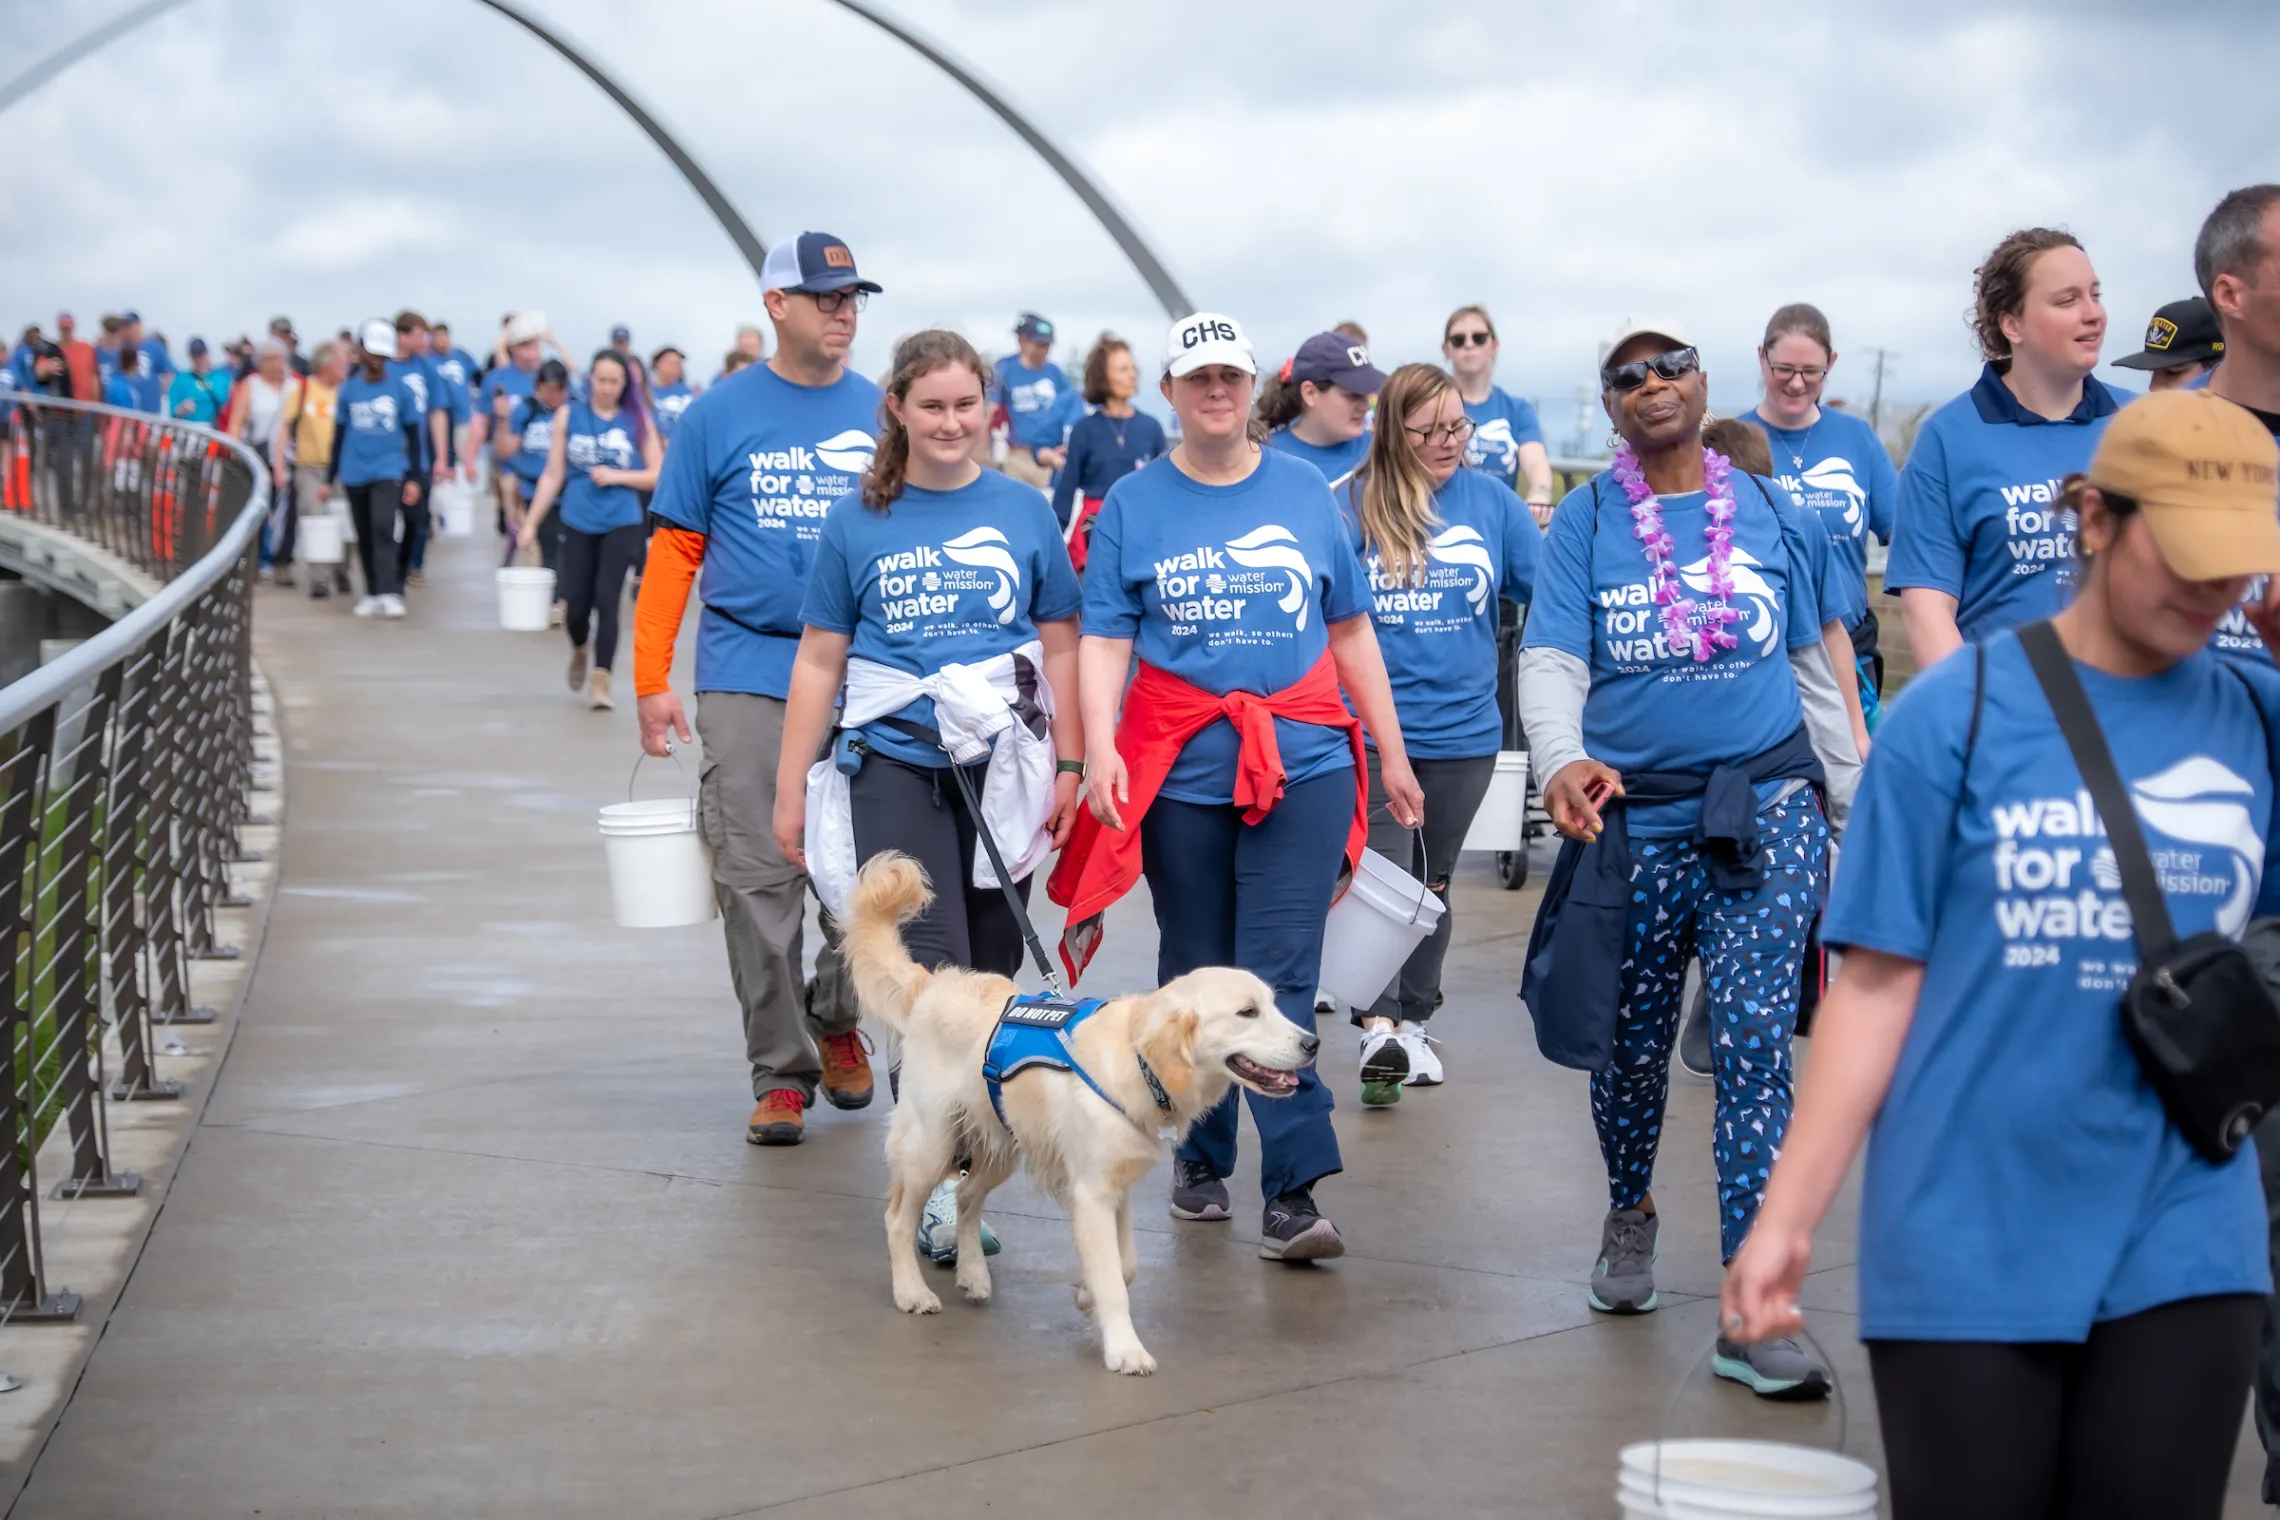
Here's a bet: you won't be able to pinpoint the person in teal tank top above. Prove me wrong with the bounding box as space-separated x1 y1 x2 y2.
519 350 662 710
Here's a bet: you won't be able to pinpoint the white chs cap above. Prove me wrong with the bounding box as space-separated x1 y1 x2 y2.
1601 316 1696 359
502 310 546 346
360 319 399 359
1162 312 1256 378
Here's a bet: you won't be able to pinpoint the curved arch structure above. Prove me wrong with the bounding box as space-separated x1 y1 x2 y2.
0 0 1192 314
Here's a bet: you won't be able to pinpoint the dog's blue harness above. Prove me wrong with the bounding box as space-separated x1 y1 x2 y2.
981 992 1172 1131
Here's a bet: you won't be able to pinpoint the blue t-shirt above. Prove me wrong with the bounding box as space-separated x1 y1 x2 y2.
335 370 420 487
992 357 1074 450
430 347 478 425
1523 471 1825 833
1081 449 1369 804
101 371 137 410
1050 408 1168 526
559 399 646 533
386 355 448 473
1265 427 1369 487
650 363 884 700
505 397 558 483
1885 365 2123 645
1338 469 1541 758
800 471 1082 768
1739 405 1898 625
481 365 537 454
1461 385 1545 492
164 370 229 424
652 381 696 443
1827 633 2278 1340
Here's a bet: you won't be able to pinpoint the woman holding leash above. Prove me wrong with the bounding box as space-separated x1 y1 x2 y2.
1725 391 2280 1518
774 328 1086 1263
1517 318 1861 1397
1335 362 1541 1105
1050 311 1422 1263
518 350 663 710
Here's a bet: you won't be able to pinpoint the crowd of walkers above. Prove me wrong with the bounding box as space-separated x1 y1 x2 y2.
16 180 2280 1515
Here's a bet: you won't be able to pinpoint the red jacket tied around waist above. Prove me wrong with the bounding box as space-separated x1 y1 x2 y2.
1046 650 1369 984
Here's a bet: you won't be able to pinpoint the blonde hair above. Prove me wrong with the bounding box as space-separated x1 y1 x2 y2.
1353 364 1457 586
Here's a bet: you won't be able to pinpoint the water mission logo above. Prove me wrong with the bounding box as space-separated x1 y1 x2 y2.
1425 525 1496 616
1676 547 1780 656
814 430 877 473
1798 457 1867 534
2125 757 2262 937
941 527 1021 625
1224 525 1314 631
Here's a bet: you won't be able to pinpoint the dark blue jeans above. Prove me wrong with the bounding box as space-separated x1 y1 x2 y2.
1143 767 1350 1203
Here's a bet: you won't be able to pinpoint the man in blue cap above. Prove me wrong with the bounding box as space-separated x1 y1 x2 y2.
635 232 880 1150
164 338 231 423
991 312 1077 488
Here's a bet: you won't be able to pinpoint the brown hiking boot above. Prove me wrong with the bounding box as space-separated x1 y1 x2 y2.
747 1089 806 1146
588 667 614 711
818 1030 875 1111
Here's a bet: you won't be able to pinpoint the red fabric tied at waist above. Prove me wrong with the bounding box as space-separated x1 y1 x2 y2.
1046 650 1368 984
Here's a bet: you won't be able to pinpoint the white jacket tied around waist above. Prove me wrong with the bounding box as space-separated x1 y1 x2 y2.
806 642 1056 919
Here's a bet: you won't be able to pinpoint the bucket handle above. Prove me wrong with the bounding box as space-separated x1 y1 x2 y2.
1368 807 1434 928
1652 1325 1849 1508
627 747 698 829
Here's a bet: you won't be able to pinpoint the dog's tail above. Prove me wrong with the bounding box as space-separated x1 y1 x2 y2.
841 852 934 1034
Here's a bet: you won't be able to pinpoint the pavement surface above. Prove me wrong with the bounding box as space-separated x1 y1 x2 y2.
10 530 2269 1517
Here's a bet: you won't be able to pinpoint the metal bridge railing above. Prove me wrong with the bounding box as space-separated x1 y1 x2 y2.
0 396 268 1324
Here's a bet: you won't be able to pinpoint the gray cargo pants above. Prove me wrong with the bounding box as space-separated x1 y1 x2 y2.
695 691 857 1101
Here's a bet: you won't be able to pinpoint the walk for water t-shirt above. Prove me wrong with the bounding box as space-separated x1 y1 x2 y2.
1885 365 2123 645
2209 390 2280 668
992 357 1074 450
1827 633 2279 1340
1461 385 1545 493
650 362 884 699
652 382 696 444
802 470 1082 768
387 354 447 474
334 370 420 487
505 397 557 483
1740 405 1898 623
431 347 478 425
1265 427 1369 487
481 365 536 455
1337 469 1541 758
1083 449 1370 805
1524 470 1824 834
558 400 645 534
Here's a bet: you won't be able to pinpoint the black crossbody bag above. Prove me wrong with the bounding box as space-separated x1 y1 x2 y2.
2018 620 2280 1161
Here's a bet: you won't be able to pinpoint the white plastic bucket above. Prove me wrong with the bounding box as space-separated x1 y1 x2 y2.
496 567 556 631
1616 1440 1878 1519
298 512 344 565
1316 847 1444 1009
598 797 717 928
436 482 475 537
1460 750 1529 853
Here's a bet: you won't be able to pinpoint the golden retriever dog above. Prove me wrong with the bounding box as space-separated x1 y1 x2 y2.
842 852 1317 1375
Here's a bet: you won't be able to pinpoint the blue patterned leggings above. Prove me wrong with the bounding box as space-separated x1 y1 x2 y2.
1588 794 1829 1261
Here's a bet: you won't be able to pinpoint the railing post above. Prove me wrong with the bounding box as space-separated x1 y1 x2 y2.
104 637 188 1097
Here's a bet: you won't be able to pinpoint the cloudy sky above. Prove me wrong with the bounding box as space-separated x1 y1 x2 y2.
2 0 2273 449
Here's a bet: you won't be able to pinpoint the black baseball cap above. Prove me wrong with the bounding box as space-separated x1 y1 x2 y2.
760 232 882 296
2113 296 2224 371
1015 312 1054 342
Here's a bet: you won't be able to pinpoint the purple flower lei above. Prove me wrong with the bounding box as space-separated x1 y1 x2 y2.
1612 444 1744 662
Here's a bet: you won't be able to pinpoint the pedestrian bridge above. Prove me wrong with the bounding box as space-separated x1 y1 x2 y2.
0 448 2267 1516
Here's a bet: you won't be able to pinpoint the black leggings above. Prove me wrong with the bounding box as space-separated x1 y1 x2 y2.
848 751 1025 977
1868 1293 2262 1520
343 479 402 597
1352 751 1496 1025
560 523 645 671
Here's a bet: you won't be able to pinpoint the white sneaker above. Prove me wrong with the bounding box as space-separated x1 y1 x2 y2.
378 594 407 619
1397 1022 1444 1085
1359 1022 1408 1106
352 595 381 618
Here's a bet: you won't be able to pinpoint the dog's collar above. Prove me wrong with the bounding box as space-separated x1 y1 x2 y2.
1135 1052 1175 1116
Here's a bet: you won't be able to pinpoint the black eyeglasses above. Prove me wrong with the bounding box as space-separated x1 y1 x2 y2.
1445 331 1494 349
1767 362 1828 385
1601 346 1701 392
1404 416 1477 445
807 289 869 315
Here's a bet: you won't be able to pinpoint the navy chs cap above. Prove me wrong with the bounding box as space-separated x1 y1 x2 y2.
1288 331 1387 393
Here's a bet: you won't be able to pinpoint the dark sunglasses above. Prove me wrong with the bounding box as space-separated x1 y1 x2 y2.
1601 346 1701 392
1445 331 1494 349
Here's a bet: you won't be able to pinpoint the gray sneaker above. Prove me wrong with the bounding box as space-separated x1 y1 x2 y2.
1714 1334 1832 1401
1588 1207 1659 1313
1169 1159 1231 1221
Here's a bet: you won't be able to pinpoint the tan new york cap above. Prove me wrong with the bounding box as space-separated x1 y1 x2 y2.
2091 390 2280 580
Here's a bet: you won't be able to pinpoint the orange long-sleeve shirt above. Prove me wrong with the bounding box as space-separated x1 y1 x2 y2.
633 525 707 697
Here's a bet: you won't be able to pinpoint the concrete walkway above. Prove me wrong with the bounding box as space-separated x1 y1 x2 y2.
10 530 2268 1517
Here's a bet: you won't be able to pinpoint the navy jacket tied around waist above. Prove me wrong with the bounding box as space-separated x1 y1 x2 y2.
1520 724 1826 1072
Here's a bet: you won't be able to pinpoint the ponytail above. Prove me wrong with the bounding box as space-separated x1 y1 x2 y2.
1253 362 1307 436
864 329 991 512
